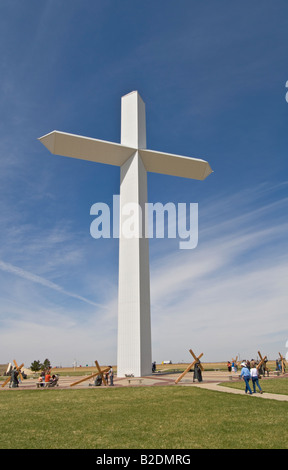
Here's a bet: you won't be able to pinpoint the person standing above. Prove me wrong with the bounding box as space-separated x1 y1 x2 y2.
263 358 269 377
9 367 19 388
193 360 203 382
250 363 263 394
108 366 114 386
240 364 252 395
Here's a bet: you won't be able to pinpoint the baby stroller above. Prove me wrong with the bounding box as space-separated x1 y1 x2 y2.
48 375 59 387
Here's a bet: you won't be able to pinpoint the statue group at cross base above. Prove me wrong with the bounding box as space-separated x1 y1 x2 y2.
9 367 20 388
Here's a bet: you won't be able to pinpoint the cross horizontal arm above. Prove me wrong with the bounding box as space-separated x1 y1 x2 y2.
189 350 204 371
256 356 267 370
39 131 136 166
139 149 212 180
175 359 198 384
39 131 213 180
70 372 100 387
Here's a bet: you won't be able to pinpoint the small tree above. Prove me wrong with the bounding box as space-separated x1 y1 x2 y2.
30 360 43 372
42 358 51 371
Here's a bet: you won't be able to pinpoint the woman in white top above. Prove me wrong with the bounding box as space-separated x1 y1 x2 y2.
250 362 263 394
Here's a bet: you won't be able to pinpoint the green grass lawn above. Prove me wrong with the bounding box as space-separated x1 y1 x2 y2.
0 383 287 449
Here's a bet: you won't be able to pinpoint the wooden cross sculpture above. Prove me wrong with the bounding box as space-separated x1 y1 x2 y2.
1 359 24 388
232 356 240 369
175 349 204 384
257 350 269 375
70 361 110 387
278 353 286 374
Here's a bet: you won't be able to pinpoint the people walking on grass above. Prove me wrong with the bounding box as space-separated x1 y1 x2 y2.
240 363 252 395
250 362 263 394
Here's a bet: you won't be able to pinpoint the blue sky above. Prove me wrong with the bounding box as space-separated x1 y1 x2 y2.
0 1 287 368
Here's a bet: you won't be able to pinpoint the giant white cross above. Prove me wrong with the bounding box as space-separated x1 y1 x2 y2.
39 91 212 377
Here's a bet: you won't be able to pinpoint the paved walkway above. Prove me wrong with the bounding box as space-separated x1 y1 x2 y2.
187 381 288 401
2 370 287 401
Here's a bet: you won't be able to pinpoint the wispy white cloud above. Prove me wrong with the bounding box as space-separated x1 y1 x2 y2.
149 189 288 362
0 184 287 366
0 259 103 308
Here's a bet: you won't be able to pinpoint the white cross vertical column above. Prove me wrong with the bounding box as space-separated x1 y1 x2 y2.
117 91 152 377
38 91 213 378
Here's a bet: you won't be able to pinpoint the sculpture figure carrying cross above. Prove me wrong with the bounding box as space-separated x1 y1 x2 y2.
39 91 212 377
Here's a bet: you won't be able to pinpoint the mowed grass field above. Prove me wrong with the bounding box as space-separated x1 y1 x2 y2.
0 379 287 449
